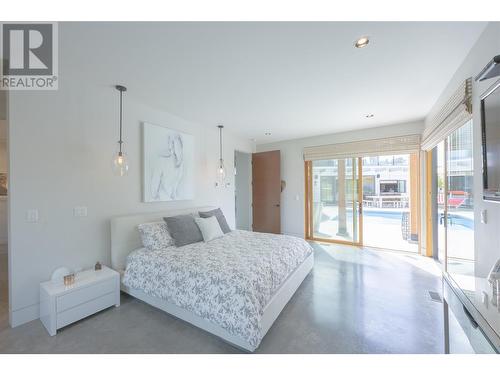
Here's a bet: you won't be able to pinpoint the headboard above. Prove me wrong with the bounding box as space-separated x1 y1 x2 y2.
110 206 216 271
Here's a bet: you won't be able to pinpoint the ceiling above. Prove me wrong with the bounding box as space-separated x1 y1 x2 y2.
64 22 488 144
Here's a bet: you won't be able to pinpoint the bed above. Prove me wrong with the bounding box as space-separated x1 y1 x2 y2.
110 207 314 352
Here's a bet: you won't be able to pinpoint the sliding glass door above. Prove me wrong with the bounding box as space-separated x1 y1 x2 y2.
361 153 419 252
306 154 420 250
435 140 447 265
446 121 475 275
305 158 362 245
429 121 474 275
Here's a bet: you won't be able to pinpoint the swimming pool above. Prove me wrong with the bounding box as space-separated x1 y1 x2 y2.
326 208 474 230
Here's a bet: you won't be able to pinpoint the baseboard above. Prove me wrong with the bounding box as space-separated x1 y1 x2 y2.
10 303 39 328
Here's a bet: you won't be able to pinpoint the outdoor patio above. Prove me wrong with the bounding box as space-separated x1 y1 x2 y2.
314 205 475 257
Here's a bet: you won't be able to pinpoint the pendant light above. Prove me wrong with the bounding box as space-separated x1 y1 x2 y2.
216 124 226 185
112 85 129 176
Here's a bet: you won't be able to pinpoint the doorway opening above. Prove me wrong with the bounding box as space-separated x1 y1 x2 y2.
234 151 252 231
305 152 420 252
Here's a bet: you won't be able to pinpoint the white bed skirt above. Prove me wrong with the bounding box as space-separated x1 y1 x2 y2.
120 252 314 352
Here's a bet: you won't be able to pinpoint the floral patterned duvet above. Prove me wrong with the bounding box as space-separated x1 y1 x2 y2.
122 230 313 350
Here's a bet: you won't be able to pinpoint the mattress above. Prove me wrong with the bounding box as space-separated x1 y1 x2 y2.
122 230 313 350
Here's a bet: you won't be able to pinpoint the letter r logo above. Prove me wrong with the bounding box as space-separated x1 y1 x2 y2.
2 23 53 76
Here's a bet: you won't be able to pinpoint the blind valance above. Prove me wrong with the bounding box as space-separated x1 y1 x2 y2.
421 78 472 151
303 134 421 161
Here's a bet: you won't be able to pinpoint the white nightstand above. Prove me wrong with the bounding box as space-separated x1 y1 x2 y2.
39 266 120 336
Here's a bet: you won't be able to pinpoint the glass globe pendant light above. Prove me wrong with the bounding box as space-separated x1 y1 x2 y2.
112 85 129 176
216 124 226 185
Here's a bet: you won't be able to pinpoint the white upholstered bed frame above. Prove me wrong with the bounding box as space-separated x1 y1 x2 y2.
110 206 314 352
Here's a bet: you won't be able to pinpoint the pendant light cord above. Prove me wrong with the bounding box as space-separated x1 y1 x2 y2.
119 89 123 154
219 126 223 162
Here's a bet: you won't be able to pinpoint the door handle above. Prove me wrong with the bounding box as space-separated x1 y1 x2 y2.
275 204 280 207
463 306 478 329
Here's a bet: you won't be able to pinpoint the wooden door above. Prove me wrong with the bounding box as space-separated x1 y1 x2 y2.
252 150 281 233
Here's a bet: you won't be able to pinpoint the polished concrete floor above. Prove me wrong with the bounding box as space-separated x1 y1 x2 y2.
0 243 445 353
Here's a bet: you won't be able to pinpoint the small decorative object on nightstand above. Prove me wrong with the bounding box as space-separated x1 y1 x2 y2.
51 266 72 283
95 261 102 271
39 266 120 336
63 274 75 286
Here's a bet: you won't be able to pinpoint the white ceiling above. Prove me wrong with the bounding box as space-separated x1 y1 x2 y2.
65 22 488 144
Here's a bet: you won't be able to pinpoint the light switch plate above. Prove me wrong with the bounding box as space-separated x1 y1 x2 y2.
26 209 39 223
482 291 489 307
481 209 487 224
73 206 88 217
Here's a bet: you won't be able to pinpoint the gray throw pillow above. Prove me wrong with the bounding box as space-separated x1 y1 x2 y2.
163 214 203 247
138 221 175 250
198 208 231 234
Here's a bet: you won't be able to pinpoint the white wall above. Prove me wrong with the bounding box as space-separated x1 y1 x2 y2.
0 91 6 120
0 139 7 247
257 121 424 237
8 26 254 326
424 22 500 278
234 151 252 231
0 90 6 249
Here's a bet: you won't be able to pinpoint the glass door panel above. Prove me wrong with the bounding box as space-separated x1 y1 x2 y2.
361 153 418 252
310 158 361 244
429 121 475 275
446 121 475 276
436 140 447 266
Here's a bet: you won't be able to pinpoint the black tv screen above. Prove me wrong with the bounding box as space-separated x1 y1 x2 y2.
482 79 500 201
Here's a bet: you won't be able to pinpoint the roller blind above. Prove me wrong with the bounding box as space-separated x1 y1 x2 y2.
303 134 421 161
421 78 472 151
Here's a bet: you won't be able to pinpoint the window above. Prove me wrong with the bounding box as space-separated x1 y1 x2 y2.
380 181 398 194
363 175 376 196
398 180 407 194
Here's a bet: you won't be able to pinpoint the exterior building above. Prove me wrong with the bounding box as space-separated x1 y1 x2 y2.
312 155 410 209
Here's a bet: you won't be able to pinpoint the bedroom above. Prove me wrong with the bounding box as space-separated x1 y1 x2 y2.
1 1 500 373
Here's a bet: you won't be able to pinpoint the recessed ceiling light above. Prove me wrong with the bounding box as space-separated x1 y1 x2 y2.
354 36 370 48
265 132 271 136
365 114 374 118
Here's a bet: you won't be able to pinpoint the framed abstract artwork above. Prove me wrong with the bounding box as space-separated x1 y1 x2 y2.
142 122 195 202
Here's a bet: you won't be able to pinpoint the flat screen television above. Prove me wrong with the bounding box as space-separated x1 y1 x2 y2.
481 78 500 202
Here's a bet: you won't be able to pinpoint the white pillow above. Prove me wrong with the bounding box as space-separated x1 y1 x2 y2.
137 222 175 250
194 216 224 242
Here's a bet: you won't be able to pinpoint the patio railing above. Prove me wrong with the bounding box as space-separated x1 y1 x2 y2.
363 195 409 208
